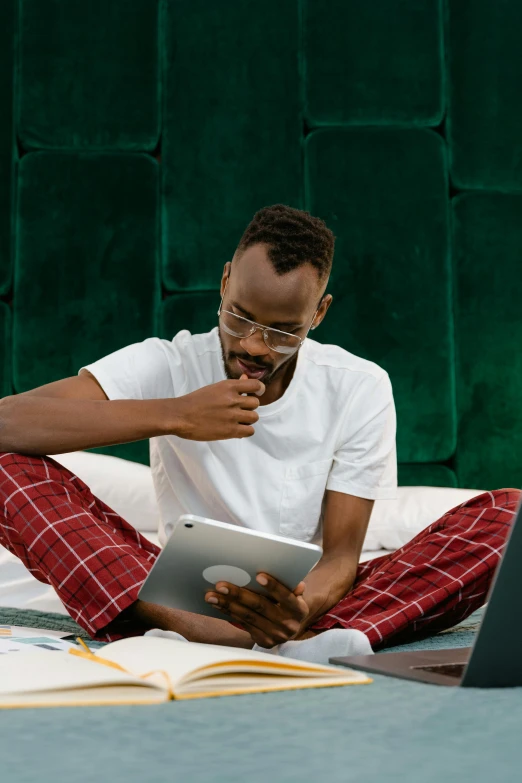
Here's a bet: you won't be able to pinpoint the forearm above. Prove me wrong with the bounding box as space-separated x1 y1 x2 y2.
112 600 254 648
0 394 175 455
302 555 358 627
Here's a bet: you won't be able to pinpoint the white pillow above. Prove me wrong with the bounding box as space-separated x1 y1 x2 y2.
365 486 486 551
51 451 159 533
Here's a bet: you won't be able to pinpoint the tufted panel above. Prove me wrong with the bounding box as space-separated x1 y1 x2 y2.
161 0 302 291
18 0 160 151
448 0 522 191
305 128 455 465
305 0 444 127
13 152 159 464
0 0 518 488
0 0 15 296
453 194 522 489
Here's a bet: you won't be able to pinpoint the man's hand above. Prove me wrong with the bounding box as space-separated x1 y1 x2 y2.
170 378 265 441
204 574 309 648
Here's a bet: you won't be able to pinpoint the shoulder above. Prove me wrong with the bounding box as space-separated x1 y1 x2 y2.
151 327 220 365
303 338 391 392
170 327 220 357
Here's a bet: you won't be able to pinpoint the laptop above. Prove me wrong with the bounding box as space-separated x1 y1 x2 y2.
331 494 522 687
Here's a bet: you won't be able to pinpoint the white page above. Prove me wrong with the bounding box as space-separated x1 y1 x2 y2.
0 649 161 696
98 636 363 691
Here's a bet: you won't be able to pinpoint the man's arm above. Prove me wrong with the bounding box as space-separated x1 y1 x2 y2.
0 370 174 454
204 490 374 647
300 490 374 625
0 371 264 454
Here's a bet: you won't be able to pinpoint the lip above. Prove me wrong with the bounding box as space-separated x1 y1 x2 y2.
236 358 269 380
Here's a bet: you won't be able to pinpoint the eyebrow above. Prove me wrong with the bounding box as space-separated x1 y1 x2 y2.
230 301 303 330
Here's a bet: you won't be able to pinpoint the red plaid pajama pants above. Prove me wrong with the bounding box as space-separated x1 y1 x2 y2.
0 452 519 648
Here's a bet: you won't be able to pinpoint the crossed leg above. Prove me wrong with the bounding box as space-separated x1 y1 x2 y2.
310 488 521 649
0 452 519 649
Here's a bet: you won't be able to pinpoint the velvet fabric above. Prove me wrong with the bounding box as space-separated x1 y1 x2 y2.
160 292 220 340
0 302 11 399
305 0 444 127
453 194 522 490
14 152 159 465
14 152 159 390
448 0 522 191
0 1 519 486
398 465 457 488
161 0 302 291
17 0 160 151
0 0 14 295
305 128 455 465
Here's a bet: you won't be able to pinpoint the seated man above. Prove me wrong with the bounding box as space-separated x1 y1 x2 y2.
0 205 519 661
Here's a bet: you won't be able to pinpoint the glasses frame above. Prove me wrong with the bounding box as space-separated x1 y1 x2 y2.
217 278 319 356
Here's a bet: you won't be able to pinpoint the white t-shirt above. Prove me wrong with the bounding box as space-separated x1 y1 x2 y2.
81 328 397 546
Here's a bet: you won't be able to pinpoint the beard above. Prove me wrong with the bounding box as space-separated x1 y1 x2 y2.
218 329 297 387
221 347 275 383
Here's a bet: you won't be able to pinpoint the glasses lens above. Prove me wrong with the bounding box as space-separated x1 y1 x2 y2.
265 329 301 354
220 310 301 354
220 311 253 338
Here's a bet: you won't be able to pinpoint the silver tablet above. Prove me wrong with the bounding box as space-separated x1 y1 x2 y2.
138 515 323 619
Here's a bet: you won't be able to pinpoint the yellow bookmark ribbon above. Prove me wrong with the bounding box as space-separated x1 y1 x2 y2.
68 637 128 673
68 638 174 697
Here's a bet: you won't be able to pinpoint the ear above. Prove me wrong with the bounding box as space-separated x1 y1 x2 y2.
220 262 232 297
311 293 333 330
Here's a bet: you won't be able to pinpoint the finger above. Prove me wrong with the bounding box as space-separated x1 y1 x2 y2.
237 410 259 425
210 583 302 636
293 581 306 597
238 394 260 410
256 574 308 617
235 378 266 397
237 622 281 649
235 425 255 438
210 583 284 625
210 597 298 645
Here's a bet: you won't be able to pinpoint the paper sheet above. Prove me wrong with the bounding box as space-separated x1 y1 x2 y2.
0 625 71 639
0 635 77 655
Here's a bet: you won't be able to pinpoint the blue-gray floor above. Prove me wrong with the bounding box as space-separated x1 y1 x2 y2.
1 608 520 783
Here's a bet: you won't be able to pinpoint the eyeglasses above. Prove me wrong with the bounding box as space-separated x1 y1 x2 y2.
217 279 318 355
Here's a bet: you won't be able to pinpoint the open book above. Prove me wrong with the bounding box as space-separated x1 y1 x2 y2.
0 636 371 707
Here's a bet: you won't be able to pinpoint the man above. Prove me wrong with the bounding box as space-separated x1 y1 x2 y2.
0 205 519 662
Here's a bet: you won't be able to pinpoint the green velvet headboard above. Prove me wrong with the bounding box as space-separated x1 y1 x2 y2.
1 0 521 491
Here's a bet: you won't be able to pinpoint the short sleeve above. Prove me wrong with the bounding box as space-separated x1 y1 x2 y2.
326 372 397 500
79 337 179 401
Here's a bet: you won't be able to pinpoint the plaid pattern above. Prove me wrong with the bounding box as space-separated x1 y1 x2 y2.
0 453 519 646
0 453 160 639
311 487 521 648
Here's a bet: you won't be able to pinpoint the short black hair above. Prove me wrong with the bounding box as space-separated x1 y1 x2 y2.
236 204 335 281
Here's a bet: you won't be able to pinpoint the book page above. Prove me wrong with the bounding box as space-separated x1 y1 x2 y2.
0 649 163 697
98 637 368 692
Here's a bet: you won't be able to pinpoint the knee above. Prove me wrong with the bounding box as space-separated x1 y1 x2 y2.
494 488 522 511
0 452 51 487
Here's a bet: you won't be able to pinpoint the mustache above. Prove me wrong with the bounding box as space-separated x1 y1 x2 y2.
228 353 273 371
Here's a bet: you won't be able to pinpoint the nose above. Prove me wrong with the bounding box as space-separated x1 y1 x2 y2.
239 328 272 358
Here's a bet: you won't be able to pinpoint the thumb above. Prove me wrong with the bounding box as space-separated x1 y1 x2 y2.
294 581 306 597
240 373 248 380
